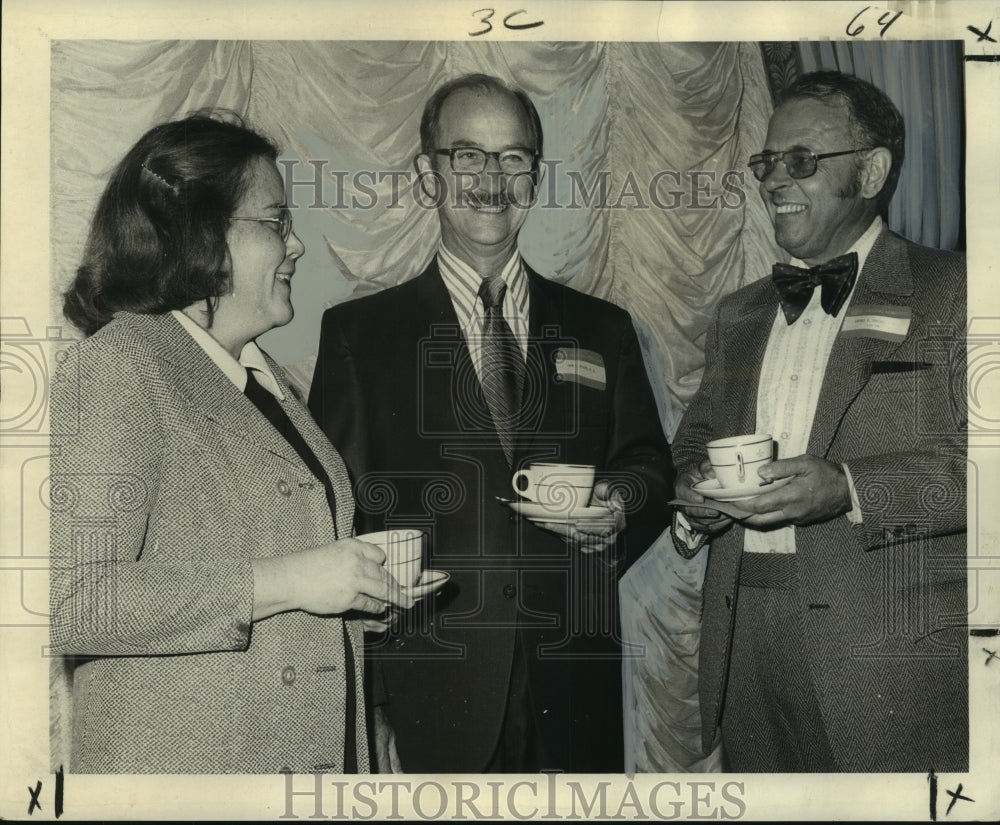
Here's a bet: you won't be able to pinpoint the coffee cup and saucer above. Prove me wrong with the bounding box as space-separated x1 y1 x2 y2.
356 528 450 603
505 462 616 526
694 434 789 502
692 475 792 502
404 569 450 601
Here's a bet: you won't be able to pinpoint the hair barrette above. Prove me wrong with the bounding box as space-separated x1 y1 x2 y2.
141 161 175 190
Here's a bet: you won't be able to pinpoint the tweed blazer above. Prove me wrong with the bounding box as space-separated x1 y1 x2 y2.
672 230 968 772
309 260 675 772
49 311 367 774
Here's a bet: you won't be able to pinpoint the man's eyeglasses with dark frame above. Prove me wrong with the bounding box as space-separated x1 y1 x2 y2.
748 147 875 182
433 147 537 175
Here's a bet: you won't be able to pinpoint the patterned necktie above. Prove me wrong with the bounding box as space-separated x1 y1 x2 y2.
243 368 358 773
477 276 525 466
771 251 859 324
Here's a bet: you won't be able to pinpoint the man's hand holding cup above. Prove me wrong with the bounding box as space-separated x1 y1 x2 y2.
509 462 623 552
677 434 776 534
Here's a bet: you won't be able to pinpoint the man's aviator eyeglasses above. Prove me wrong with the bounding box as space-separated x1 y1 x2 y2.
747 147 875 182
434 147 536 175
232 207 293 241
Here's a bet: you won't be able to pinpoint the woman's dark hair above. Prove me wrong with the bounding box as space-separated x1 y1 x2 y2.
63 113 279 335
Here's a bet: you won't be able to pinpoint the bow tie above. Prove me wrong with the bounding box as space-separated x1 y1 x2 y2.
771 252 859 324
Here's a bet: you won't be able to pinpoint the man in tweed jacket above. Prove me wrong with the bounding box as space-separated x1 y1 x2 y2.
672 71 967 771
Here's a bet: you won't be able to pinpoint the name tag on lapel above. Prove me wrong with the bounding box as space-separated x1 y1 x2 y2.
841 305 912 342
554 347 606 390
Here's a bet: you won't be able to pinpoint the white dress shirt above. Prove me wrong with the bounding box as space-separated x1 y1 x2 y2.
171 310 284 400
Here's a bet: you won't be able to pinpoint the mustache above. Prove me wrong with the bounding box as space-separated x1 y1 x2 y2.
464 190 512 208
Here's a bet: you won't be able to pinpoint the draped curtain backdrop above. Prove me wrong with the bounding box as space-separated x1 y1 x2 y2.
49 40 963 774
51 40 781 428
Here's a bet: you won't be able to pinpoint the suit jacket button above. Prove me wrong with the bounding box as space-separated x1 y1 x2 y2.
503 584 517 599
725 595 733 610
277 480 291 496
281 665 297 685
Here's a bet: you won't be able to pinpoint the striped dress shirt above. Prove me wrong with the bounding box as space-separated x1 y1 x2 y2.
745 217 882 554
437 244 530 386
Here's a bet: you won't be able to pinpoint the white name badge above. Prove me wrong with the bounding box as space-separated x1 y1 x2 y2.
554 347 606 390
841 305 912 342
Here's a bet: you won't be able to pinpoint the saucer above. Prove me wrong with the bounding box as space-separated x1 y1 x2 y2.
403 569 450 601
692 475 792 502
506 500 617 524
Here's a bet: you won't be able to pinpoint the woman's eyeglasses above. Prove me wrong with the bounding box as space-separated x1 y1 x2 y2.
747 147 874 182
232 207 293 241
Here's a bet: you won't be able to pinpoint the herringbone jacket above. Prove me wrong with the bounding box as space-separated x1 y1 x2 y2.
49 311 367 773
672 229 968 772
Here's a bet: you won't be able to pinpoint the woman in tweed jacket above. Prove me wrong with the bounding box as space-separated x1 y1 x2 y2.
49 115 417 773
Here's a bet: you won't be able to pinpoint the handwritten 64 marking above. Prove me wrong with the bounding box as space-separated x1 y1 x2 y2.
846 5 902 38
470 8 544 37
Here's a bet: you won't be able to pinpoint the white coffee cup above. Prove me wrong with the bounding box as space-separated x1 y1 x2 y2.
357 528 424 587
511 462 596 513
705 434 774 489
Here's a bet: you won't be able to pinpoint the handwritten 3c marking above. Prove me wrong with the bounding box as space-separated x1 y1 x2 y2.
470 8 544 37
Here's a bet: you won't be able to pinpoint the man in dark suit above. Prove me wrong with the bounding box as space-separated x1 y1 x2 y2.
309 74 673 773
673 71 967 772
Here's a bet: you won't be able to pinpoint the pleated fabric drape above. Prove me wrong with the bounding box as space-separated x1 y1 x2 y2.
50 40 780 421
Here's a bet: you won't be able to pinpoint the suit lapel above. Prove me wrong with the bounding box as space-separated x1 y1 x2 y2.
512 269 565 465
265 352 341 473
415 258 464 327
721 284 776 436
415 262 500 446
123 312 302 467
269 358 356 538
807 230 915 457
